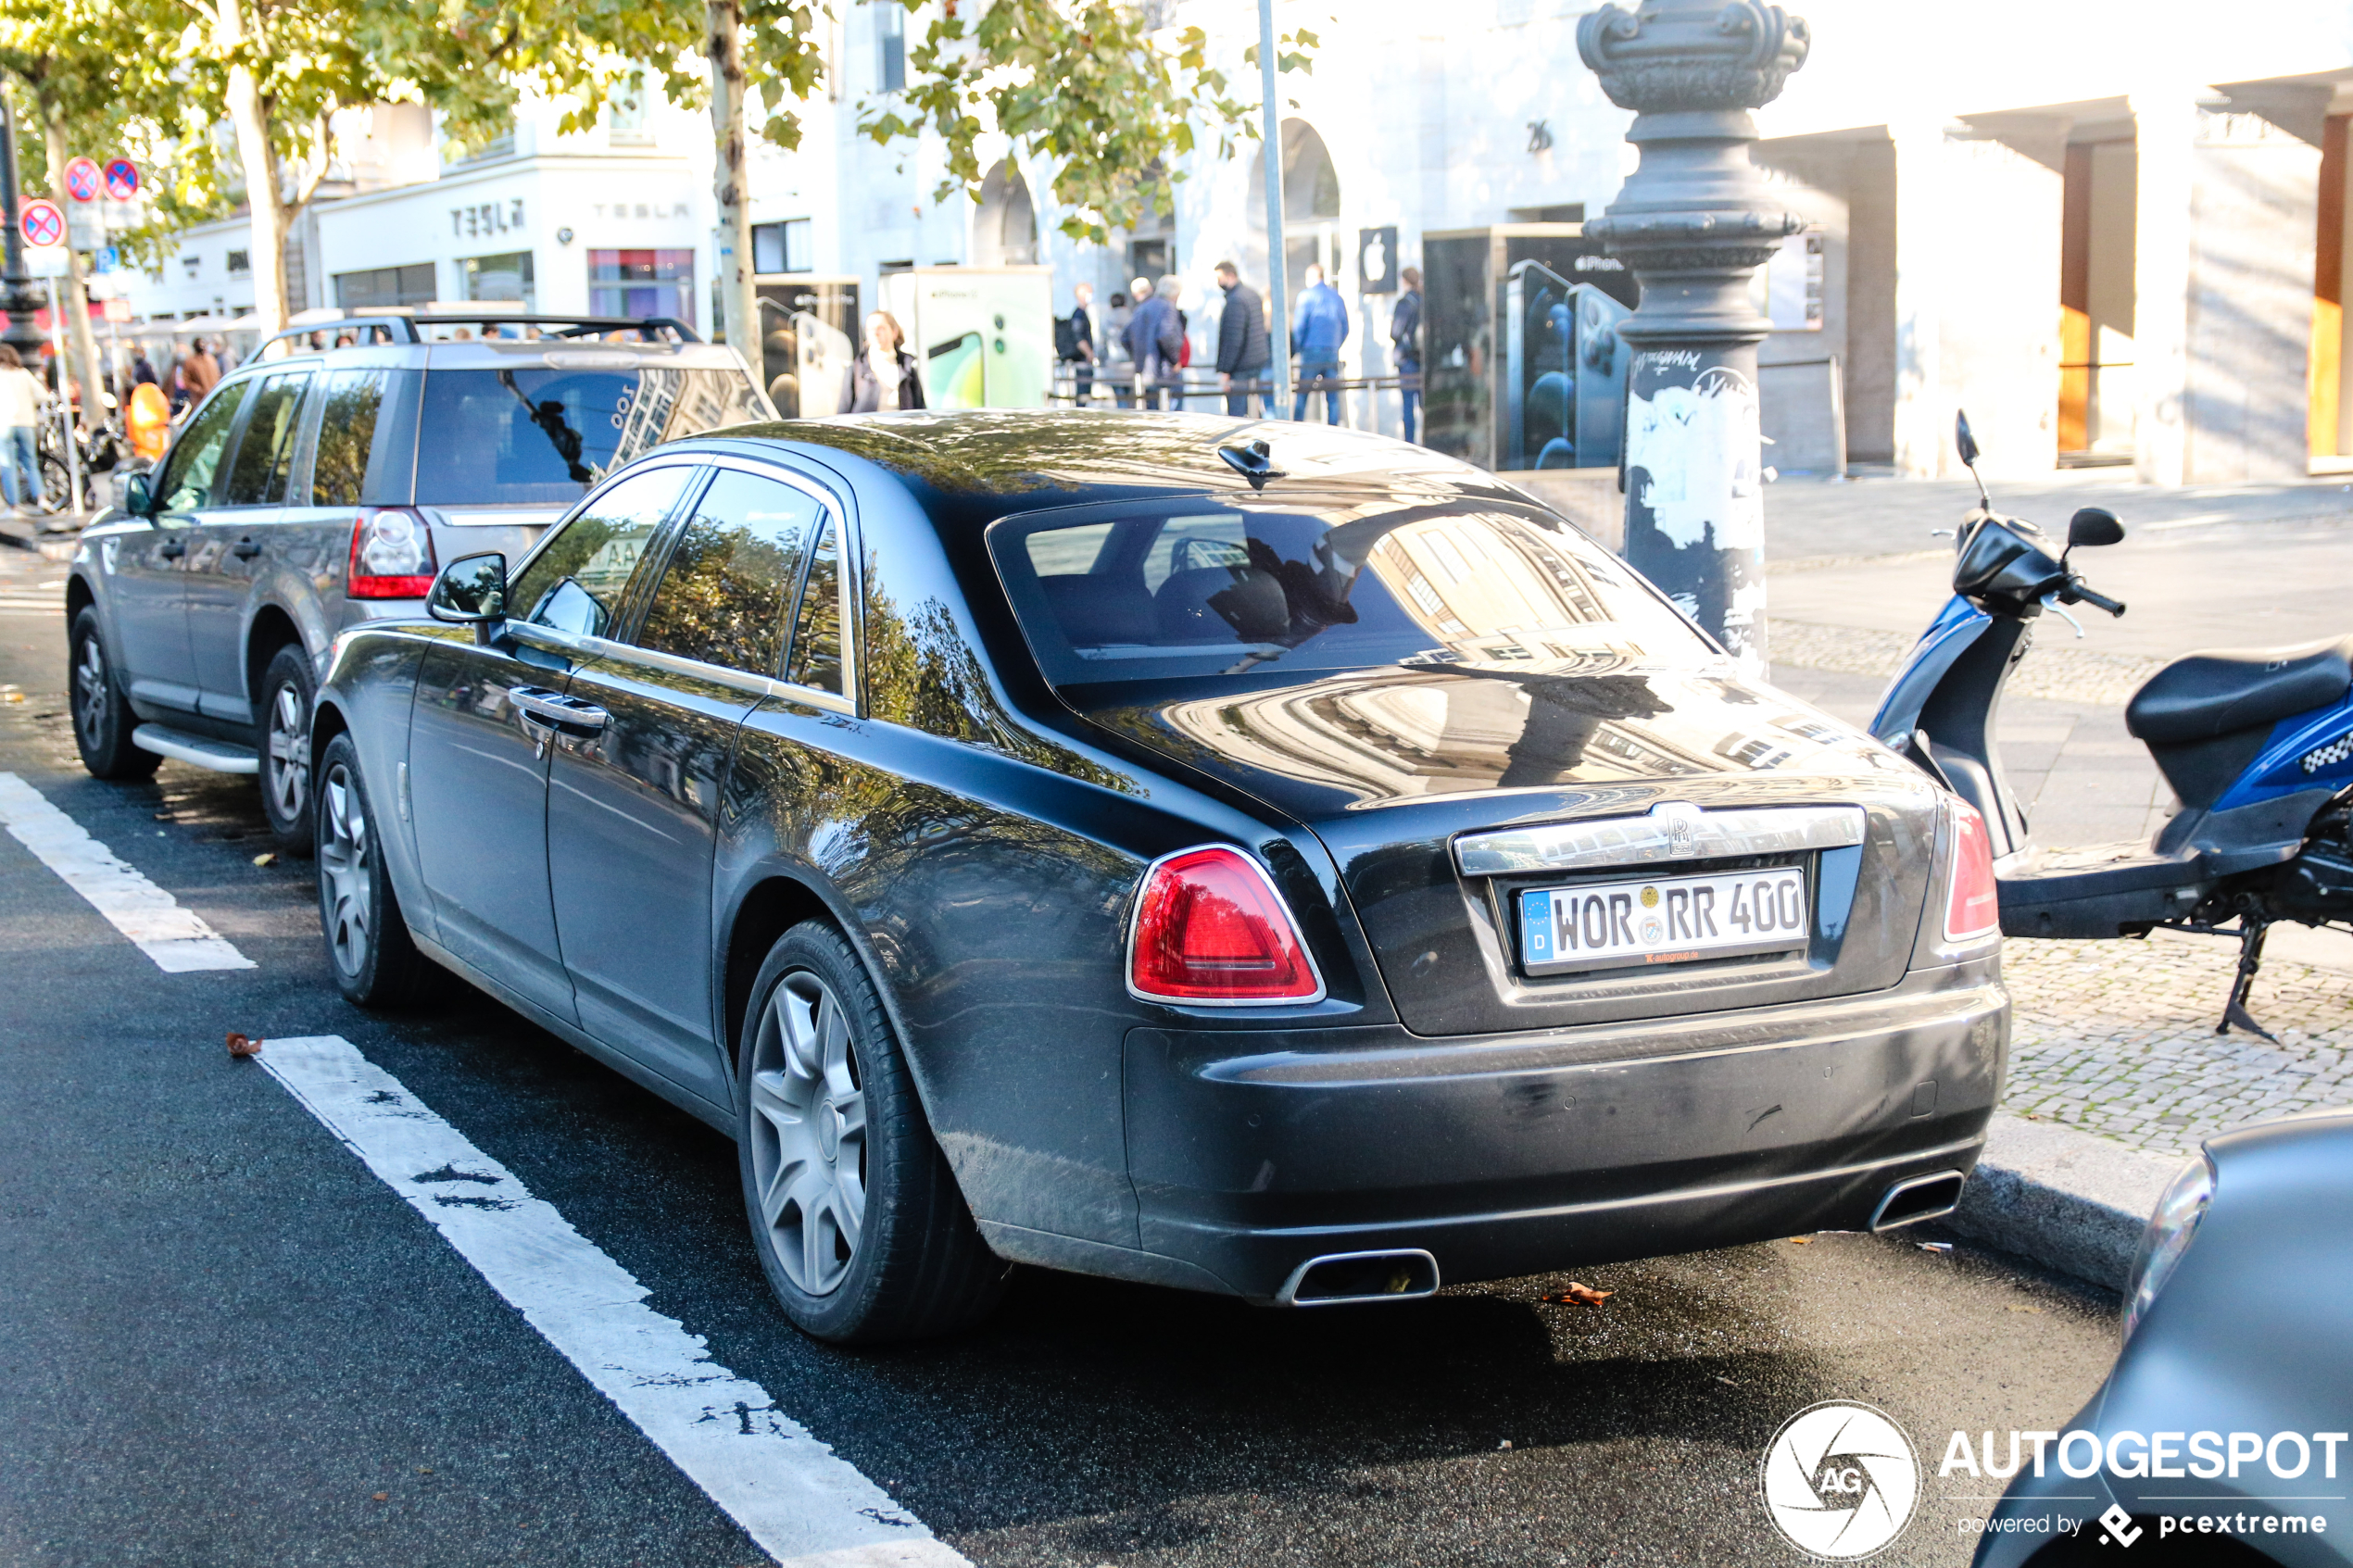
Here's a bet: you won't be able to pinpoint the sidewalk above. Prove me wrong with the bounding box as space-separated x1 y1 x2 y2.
1765 479 2353 1287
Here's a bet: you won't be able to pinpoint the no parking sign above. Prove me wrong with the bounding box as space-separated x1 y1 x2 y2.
19 198 64 249
104 158 140 200
63 157 102 204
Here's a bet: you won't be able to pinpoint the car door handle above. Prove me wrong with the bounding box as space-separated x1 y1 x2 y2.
510 685 610 757
157 538 185 559
232 538 262 558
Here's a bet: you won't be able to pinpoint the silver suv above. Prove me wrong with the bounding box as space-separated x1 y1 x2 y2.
64 309 773 850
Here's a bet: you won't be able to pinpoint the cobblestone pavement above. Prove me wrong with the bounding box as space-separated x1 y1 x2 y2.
2000 930 2353 1160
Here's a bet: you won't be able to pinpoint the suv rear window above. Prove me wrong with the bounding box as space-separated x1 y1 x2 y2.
991 496 1711 685
414 366 767 506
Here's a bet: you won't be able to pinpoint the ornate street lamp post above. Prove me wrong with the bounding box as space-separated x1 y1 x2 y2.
1577 1 1810 680
0 92 52 362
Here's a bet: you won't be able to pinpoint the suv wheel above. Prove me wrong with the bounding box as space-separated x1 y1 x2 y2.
738 922 1007 1344
69 608 160 781
316 733 434 1008
258 644 317 856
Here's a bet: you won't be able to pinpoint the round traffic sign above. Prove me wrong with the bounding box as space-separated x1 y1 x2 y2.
63 157 102 203
20 198 64 249
103 158 141 201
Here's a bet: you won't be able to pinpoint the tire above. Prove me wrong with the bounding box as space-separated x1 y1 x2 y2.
315 733 435 1009
257 643 318 857
737 922 1007 1344
68 608 160 781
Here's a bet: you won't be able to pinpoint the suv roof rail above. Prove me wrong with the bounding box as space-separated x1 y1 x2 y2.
255 310 703 359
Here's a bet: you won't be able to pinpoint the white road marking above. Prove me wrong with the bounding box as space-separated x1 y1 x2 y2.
0 771 255 972
258 1035 966 1568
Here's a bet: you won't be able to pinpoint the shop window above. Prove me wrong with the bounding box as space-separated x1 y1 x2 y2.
751 219 812 275
334 262 438 308
226 250 251 275
589 248 695 324
462 250 536 311
875 3 905 93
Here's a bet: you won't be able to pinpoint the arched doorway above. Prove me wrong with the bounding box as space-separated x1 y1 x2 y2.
975 160 1039 267
1246 119 1341 294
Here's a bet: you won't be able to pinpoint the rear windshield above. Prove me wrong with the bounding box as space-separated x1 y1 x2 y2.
414 366 768 506
991 495 1712 685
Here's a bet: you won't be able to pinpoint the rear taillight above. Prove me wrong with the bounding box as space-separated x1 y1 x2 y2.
346 508 436 599
1128 847 1324 1005
1944 798 2000 942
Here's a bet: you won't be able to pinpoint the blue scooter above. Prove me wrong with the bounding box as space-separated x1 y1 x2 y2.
1872 412 2353 1037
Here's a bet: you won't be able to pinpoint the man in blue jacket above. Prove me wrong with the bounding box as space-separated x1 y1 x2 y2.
1290 263 1348 424
1122 277 1183 410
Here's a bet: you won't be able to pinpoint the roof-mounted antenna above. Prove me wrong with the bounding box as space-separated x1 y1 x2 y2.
1218 437 1285 491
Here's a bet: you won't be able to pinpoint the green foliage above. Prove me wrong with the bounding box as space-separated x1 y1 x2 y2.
857 0 1308 244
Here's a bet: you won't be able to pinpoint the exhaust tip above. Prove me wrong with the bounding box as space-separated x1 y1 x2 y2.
1869 1170 1966 1233
1276 1248 1441 1307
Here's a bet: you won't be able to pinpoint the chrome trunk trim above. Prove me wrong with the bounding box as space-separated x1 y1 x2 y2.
1453 800 1868 876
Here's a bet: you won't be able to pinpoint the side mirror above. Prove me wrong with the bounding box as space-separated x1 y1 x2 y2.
2067 507 2124 549
427 553 509 640
1954 410 1980 469
122 470 156 518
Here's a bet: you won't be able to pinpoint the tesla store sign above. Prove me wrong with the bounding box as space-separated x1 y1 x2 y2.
588 200 694 222
453 198 525 239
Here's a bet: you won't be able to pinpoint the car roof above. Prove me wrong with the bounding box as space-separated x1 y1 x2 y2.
676 409 1548 514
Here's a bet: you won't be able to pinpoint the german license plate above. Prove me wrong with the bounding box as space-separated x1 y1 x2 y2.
1517 866 1810 976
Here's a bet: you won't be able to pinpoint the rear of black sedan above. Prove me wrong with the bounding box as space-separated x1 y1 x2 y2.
314 409 2006 1342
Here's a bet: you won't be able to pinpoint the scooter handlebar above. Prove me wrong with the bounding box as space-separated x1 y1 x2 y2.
2068 583 2127 617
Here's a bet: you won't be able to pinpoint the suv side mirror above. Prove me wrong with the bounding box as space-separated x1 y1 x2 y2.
2066 507 2124 549
428 553 509 642
122 470 156 518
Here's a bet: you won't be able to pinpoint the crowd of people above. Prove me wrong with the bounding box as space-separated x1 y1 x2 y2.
1054 262 1424 437
0 331 239 518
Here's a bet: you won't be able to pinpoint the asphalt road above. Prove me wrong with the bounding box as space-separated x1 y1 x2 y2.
0 539 2121 1568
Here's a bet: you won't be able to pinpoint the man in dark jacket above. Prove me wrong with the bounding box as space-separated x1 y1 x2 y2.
1212 261 1270 417
1121 277 1183 410
1392 265 1424 444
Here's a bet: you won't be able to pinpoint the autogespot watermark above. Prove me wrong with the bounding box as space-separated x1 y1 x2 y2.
1761 1411 2347 1560
1760 1401 1921 1561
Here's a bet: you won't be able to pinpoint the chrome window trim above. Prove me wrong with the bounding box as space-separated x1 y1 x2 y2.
1453 801 1869 877
510 606 856 715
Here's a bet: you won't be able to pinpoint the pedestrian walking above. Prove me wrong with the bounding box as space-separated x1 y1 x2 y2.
1122 277 1183 411
839 311 926 412
1392 265 1424 444
131 349 157 387
1212 261 1270 417
182 337 220 400
1290 263 1349 425
1158 274 1191 404
1068 282 1097 407
0 345 46 514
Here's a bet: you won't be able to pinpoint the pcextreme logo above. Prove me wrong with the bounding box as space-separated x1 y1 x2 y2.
1760 1401 1922 1561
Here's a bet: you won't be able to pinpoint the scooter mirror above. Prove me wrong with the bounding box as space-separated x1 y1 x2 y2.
1955 410 1981 468
2067 507 2124 548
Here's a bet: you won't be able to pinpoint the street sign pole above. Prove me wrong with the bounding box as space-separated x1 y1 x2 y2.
0 94 47 361
1259 0 1290 419
47 277 83 512
1577 0 1811 683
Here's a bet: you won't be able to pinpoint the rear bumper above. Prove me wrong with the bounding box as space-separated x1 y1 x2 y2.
1114 961 2007 1300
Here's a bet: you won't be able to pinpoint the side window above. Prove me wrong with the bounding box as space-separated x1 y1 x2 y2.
635 470 821 677
220 371 313 506
156 383 252 513
785 514 845 696
310 370 388 507
509 465 693 639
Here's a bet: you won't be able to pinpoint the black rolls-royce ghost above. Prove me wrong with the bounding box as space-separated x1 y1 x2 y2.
310 410 2007 1344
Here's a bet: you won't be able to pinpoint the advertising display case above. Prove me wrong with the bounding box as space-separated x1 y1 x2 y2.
753 275 861 418
880 266 1054 409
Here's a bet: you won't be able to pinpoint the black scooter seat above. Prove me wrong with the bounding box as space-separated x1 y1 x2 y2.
2125 634 2353 744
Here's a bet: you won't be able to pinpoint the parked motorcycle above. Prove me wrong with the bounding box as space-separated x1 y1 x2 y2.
1873 411 2353 1037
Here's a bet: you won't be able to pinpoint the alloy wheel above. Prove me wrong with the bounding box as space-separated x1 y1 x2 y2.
318 760 372 978
73 634 108 751
267 681 310 823
748 972 868 1297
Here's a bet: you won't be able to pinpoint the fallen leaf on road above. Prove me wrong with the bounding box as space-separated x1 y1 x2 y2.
1541 1282 1614 1306
371 1492 388 1502
252 852 275 867
226 1033 262 1059
1496 1439 1513 1449
1789 1236 1813 1245
2006 1305 2043 1314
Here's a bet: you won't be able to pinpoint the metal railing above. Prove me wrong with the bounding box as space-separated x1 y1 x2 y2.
1050 367 1417 432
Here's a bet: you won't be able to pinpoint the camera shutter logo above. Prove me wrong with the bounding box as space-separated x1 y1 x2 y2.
1759 1400 1920 1560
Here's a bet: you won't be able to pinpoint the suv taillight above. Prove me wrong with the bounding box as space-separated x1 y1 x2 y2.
1944 799 2000 942
346 508 436 599
1128 847 1324 1004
